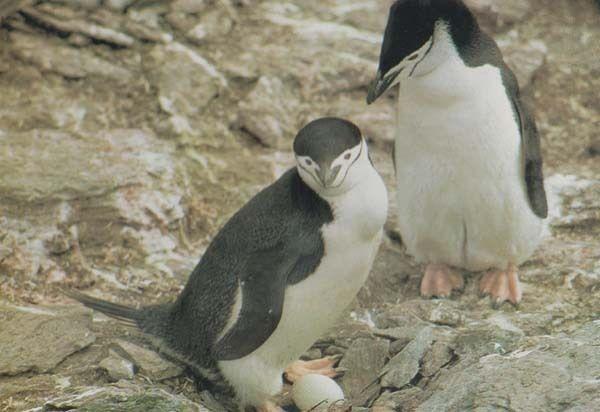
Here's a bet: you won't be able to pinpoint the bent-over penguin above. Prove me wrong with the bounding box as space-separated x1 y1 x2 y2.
366 0 547 305
66 117 388 411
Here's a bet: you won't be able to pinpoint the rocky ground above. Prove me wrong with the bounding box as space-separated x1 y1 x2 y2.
0 0 599 411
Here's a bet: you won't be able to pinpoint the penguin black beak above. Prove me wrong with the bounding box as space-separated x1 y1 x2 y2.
317 165 341 188
366 70 398 104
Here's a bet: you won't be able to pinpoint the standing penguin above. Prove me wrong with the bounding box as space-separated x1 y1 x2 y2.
366 0 547 305
66 117 388 412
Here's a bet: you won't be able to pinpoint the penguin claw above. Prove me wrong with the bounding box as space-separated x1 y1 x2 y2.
284 357 341 383
420 264 464 298
334 367 348 376
479 264 522 306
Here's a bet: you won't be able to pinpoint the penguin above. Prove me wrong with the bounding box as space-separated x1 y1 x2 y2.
366 0 547 305
65 117 388 412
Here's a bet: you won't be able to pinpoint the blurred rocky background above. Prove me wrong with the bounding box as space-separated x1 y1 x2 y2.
0 0 599 411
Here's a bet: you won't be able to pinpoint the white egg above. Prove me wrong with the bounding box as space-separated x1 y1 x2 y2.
292 373 345 410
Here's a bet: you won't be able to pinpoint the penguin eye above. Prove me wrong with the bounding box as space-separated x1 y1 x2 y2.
305 159 312 166
344 153 351 160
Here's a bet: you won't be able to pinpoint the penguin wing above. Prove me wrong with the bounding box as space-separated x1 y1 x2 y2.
211 236 323 361
511 95 548 218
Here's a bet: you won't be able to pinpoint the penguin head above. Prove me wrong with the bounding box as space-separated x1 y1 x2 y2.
293 117 371 196
367 0 474 104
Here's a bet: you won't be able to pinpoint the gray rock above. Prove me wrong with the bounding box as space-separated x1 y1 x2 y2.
348 103 395 149
416 322 600 411
388 338 411 356
380 327 435 389
502 38 548 89
145 42 226 127
301 347 322 360
454 320 524 361
426 301 465 327
237 76 300 149
171 0 208 14
21 7 135 47
421 339 455 378
106 0 136 12
339 337 389 406
114 340 183 381
0 0 33 20
0 129 164 202
9 32 132 81
43 381 209 411
99 349 136 381
0 306 95 376
186 9 233 43
57 0 101 9
373 387 424 412
466 0 532 33
546 174 600 232
587 139 600 157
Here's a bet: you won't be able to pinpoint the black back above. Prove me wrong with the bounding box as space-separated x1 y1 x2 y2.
157 168 333 363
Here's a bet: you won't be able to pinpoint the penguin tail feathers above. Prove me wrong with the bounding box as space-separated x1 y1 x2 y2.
62 289 141 328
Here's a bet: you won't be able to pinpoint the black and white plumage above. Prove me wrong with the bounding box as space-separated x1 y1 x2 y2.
66 117 388 411
367 0 547 304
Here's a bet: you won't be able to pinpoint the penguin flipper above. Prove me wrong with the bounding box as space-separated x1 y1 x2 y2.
512 95 548 218
212 236 324 361
211 245 291 361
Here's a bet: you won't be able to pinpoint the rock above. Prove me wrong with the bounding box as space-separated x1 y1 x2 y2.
546 174 600 231
165 11 197 32
466 0 532 33
57 0 101 9
388 338 411 356
454 320 524 361
502 39 548 89
43 381 210 411
348 103 395 149
587 139 600 156
99 349 136 381
0 128 184 292
416 322 600 411
372 387 424 412
171 0 208 14
114 340 183 381
331 0 395 32
186 9 233 43
9 32 132 81
359 244 416 307
21 7 135 47
300 51 377 95
339 338 389 406
301 347 322 361
426 301 465 327
0 306 95 376
106 0 136 12
380 327 435 389
421 339 455 378
145 42 226 128
0 0 34 20
237 76 300 149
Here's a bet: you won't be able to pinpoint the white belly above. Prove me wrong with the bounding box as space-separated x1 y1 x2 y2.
394 62 544 271
219 170 387 406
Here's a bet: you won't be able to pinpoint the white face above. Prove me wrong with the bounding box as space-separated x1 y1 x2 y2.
296 139 372 196
385 36 434 89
